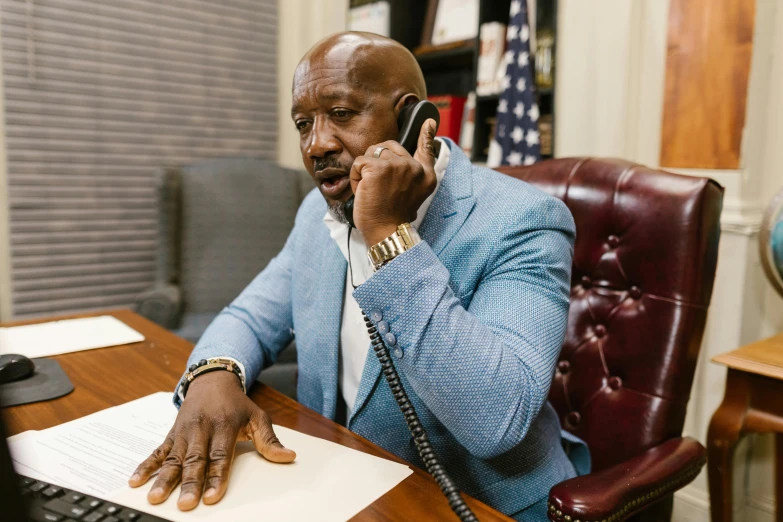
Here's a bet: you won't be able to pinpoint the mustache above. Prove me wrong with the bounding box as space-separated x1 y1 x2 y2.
313 155 350 173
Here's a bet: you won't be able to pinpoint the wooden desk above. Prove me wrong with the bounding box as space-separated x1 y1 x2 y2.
1 309 511 522
708 333 783 522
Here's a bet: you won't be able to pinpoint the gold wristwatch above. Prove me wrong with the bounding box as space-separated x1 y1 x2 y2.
367 223 422 271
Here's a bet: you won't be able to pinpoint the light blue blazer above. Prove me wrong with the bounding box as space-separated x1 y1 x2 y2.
177 139 589 516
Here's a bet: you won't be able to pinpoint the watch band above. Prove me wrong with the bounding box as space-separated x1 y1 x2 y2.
367 223 422 271
179 357 245 399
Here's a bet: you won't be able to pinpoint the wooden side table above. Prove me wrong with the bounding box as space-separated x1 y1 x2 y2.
708 333 783 522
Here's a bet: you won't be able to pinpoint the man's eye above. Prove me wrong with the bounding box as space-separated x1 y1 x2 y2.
332 110 350 118
295 120 310 131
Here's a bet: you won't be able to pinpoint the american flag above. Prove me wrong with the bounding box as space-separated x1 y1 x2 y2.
487 0 540 167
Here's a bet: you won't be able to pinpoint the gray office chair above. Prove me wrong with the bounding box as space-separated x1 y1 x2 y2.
137 157 313 400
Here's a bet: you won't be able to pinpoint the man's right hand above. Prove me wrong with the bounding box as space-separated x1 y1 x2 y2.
128 371 296 511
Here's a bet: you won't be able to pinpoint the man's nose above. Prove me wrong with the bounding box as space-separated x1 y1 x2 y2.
307 119 341 159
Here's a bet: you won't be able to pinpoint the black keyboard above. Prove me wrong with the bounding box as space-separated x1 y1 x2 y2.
18 474 170 522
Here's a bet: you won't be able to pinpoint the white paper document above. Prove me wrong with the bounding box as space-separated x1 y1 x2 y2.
8 393 413 522
0 315 145 358
432 0 480 45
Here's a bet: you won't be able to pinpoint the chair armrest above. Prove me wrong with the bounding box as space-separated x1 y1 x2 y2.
547 437 706 522
135 284 182 330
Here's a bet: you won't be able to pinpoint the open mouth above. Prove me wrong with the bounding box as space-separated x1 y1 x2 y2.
317 168 350 197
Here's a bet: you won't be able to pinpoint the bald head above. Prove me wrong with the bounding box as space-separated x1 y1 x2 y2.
294 32 426 102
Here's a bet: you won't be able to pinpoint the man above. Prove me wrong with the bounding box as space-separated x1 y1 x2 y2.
129 32 586 521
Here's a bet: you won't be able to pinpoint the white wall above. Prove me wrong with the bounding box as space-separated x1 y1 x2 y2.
277 0 348 170
556 0 783 520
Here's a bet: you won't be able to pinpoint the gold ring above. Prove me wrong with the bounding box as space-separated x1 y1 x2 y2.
373 146 388 159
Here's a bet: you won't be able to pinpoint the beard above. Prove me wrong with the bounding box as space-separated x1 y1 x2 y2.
315 154 352 225
327 199 349 224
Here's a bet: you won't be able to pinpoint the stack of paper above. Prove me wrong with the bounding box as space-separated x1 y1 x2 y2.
8 393 412 522
0 316 145 358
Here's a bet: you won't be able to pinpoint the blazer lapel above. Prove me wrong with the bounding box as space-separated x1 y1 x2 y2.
419 138 476 253
348 139 476 423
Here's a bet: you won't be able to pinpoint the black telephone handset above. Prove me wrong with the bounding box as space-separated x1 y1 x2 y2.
344 101 477 521
343 100 441 228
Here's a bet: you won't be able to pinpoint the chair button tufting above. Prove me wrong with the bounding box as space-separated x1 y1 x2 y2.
607 235 620 248
558 360 570 374
580 275 591 288
609 376 623 390
629 286 642 300
567 411 581 426
594 324 607 338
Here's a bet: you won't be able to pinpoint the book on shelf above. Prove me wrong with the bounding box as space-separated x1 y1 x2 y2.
535 28 555 90
429 95 467 144
476 22 507 96
458 92 477 156
484 116 497 156
539 113 553 156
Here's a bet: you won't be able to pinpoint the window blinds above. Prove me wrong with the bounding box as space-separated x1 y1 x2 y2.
0 0 277 318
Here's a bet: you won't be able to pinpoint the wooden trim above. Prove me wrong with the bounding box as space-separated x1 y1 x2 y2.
660 0 756 169
413 38 474 57
420 0 439 47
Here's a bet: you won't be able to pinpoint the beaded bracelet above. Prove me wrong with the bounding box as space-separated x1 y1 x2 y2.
179 357 245 399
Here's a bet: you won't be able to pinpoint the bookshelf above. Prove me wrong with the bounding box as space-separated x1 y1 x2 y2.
348 0 559 163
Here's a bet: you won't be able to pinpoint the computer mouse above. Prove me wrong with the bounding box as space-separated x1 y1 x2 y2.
0 354 35 385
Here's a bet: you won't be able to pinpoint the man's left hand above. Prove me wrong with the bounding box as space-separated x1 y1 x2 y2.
349 118 438 245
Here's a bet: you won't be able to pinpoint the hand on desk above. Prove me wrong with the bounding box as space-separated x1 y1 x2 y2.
127 371 297 511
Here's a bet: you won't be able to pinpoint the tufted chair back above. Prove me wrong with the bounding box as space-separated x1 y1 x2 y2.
497 158 723 472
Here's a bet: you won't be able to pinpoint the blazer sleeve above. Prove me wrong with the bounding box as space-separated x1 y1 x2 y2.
173 221 297 407
353 196 575 459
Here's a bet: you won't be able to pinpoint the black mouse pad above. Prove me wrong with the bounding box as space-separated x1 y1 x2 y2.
0 359 74 407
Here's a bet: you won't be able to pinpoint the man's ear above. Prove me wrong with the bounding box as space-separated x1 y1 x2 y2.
394 93 420 123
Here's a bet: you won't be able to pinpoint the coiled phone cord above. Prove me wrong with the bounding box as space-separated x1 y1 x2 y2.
348 228 478 522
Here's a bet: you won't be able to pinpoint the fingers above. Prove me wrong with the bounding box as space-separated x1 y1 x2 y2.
176 428 211 511
364 140 409 159
247 410 296 464
202 426 241 505
349 156 383 195
129 428 175 487
148 437 187 505
413 118 438 168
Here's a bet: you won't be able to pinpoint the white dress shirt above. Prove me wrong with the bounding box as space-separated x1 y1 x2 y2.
323 139 451 413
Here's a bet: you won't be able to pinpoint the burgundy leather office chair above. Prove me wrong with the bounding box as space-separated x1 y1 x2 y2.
497 159 723 522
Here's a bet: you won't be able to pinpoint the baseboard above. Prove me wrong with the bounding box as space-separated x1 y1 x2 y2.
671 487 776 522
745 493 776 522
673 487 711 522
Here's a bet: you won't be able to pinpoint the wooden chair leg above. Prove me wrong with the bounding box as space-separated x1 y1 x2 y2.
707 370 751 522
776 433 783 522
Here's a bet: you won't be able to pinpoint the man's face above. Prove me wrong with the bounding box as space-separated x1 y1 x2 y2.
291 51 399 220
